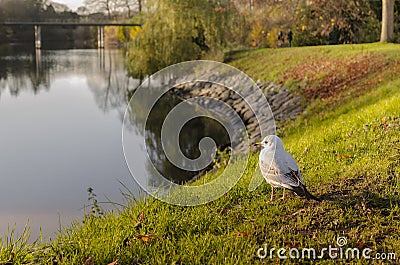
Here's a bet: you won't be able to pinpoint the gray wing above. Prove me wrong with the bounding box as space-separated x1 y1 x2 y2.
259 149 304 189
283 151 305 185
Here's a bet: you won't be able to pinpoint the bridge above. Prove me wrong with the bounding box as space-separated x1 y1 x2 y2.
1 21 142 49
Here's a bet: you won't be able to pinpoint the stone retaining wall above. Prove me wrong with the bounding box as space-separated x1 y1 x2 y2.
171 81 303 152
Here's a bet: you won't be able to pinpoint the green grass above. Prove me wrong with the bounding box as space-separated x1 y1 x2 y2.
228 43 400 82
2 43 400 264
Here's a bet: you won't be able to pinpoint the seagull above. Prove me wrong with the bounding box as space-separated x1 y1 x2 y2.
256 135 321 202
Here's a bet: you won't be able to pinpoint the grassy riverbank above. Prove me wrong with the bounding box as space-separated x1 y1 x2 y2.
2 43 400 264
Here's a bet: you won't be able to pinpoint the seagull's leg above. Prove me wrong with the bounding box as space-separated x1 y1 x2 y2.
270 186 274 201
281 189 286 200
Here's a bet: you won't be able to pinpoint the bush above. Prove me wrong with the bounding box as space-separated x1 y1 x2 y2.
292 29 324 47
357 16 381 43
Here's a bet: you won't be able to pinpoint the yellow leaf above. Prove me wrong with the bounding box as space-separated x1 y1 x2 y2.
235 231 253 237
135 234 155 243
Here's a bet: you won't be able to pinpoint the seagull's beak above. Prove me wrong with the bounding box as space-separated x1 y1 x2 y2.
253 142 262 147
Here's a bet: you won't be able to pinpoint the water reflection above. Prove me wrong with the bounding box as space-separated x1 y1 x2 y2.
0 48 139 112
0 48 139 240
0 48 231 240
126 87 230 185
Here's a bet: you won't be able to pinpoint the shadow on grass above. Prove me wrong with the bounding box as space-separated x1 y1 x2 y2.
321 189 400 210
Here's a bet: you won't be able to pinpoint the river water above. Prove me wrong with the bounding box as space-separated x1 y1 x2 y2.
0 47 230 241
0 48 144 240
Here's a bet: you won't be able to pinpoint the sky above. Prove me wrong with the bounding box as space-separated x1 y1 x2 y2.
55 0 84 10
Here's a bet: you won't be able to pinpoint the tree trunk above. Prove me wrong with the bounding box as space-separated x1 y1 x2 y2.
126 1 131 17
138 0 142 13
106 0 112 19
380 0 395 42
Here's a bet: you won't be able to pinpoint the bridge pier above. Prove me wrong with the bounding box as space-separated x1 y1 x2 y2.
35 49 41 80
98 26 105 49
2 21 142 50
34 25 41 49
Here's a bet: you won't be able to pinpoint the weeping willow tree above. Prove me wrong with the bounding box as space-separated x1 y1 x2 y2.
127 0 236 78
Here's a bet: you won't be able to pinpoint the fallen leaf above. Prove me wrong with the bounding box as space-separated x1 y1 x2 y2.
84 256 94 265
356 241 365 249
221 208 230 215
135 234 154 242
234 231 253 237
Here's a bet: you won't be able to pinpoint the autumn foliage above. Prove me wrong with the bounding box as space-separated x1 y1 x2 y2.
281 53 392 100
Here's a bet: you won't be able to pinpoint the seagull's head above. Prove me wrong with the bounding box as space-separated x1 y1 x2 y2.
255 135 284 150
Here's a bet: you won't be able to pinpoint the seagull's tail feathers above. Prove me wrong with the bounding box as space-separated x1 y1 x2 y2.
292 184 322 202
304 188 322 202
